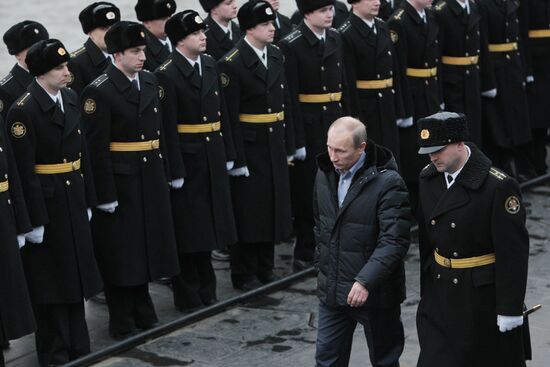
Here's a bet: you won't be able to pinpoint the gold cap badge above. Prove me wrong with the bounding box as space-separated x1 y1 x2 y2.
420 129 430 140
58 47 66 56
106 11 115 20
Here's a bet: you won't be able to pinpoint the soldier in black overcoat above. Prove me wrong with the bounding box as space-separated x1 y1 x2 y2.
433 0 496 146
81 22 180 338
388 0 441 211
201 0 243 62
339 0 402 160
279 0 347 269
7 39 102 366
135 0 177 71
0 21 48 119
156 10 238 312
0 116 35 367
67 2 120 95
218 0 296 291
415 112 530 367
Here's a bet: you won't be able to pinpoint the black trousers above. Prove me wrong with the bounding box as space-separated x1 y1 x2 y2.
315 302 404 367
0 351 4 367
172 251 217 310
230 242 274 283
103 283 158 336
530 128 549 175
33 302 90 367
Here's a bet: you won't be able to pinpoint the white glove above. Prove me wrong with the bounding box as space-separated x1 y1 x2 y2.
396 117 414 128
169 178 184 189
26 226 44 244
228 166 250 177
294 147 306 161
226 161 235 171
17 234 26 248
287 155 295 162
87 208 92 221
497 315 523 332
97 201 118 213
526 75 534 83
481 88 497 98
440 102 445 110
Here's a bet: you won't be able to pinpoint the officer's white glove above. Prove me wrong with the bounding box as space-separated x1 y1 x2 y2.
526 75 534 83
26 226 44 244
226 161 235 171
87 208 92 221
481 88 497 98
228 166 250 177
294 147 306 161
17 234 26 248
497 315 523 332
169 178 184 189
97 201 118 213
440 102 445 110
396 117 414 128
287 154 295 163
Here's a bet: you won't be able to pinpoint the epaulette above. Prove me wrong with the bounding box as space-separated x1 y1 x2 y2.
224 48 240 62
70 46 86 58
158 58 173 71
0 73 13 86
271 44 280 50
434 1 447 11
90 73 109 87
422 163 431 171
393 9 405 20
283 29 302 44
489 167 507 180
338 20 352 33
16 92 31 107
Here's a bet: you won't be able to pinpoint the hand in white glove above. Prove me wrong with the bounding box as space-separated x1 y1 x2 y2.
17 234 26 248
481 88 497 98
226 161 235 171
287 155 295 163
26 226 45 244
228 166 250 177
87 208 92 221
526 75 534 83
497 315 523 332
294 147 307 161
169 178 184 189
97 201 118 213
440 102 445 110
396 117 414 128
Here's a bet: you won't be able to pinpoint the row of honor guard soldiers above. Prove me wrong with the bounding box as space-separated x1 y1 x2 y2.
0 0 548 365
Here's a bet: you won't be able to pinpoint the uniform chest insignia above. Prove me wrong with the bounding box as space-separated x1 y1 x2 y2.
220 73 230 88
505 196 520 214
11 122 26 138
0 99 3 113
83 98 96 114
158 86 165 99
390 30 399 43
67 72 75 86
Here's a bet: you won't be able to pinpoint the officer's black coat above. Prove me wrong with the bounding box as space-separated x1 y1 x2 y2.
155 51 238 253
7 81 102 304
81 64 179 286
478 0 532 148
143 29 171 72
389 4 440 184
218 39 295 244
0 64 33 120
379 0 404 20
524 0 550 129
339 14 402 160
273 12 295 44
68 38 111 95
433 0 496 146
0 118 35 343
416 144 529 367
205 16 242 61
291 0 350 28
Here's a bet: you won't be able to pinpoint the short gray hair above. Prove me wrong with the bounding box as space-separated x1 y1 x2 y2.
329 116 367 148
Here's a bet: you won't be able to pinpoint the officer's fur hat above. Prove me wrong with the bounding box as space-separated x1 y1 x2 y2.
199 0 224 12
296 0 335 15
79 2 121 34
165 10 206 45
3 20 49 55
238 0 276 31
26 39 70 76
105 21 148 54
417 111 469 154
135 0 177 21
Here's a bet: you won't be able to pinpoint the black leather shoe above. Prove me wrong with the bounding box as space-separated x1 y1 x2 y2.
233 278 263 291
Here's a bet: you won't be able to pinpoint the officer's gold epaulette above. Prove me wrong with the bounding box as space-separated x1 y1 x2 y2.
393 9 405 20
224 49 240 62
434 1 447 11
489 167 507 180
0 73 13 86
16 92 31 107
338 20 352 33
283 29 302 44
90 73 109 87
422 163 431 171
158 58 173 71
70 46 86 58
